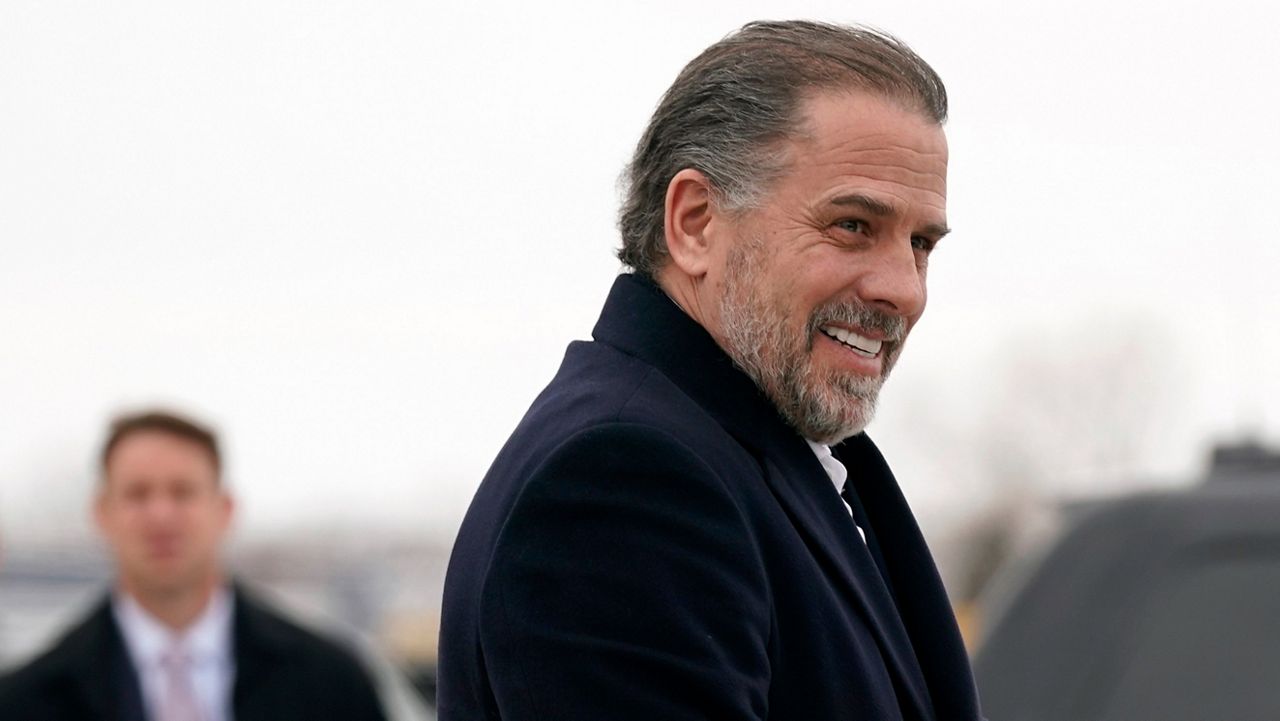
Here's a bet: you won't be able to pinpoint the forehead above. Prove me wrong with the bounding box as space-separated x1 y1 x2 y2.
104 430 218 482
780 89 948 218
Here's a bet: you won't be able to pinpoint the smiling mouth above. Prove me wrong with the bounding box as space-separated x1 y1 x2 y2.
820 325 883 358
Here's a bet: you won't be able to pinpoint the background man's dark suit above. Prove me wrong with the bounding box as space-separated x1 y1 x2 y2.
438 274 980 720
0 585 386 721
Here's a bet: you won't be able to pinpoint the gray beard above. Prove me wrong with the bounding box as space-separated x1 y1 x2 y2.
716 240 904 445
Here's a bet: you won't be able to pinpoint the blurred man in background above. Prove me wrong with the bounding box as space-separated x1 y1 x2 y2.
439 20 981 721
0 410 386 721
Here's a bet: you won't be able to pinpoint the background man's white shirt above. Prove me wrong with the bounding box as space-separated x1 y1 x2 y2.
113 587 235 721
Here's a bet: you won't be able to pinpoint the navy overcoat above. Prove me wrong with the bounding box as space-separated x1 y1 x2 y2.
438 273 980 721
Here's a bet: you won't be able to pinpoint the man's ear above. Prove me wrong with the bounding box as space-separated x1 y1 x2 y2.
218 490 235 532
92 488 109 535
663 169 721 278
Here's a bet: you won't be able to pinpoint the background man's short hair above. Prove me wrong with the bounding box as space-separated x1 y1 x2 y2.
617 20 948 277
101 410 222 480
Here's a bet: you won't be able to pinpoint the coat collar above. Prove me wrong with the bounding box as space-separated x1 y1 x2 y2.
79 584 299 720
835 435 982 721
592 273 938 721
44 582 378 721
54 597 146 721
590 272 778 447
111 585 233 672
228 583 299 716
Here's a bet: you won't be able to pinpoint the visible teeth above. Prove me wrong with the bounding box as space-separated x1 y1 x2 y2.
821 326 883 357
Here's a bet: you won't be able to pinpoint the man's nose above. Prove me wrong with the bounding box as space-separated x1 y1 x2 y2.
855 239 926 319
142 494 181 521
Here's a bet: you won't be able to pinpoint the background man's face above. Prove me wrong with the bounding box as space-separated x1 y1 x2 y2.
711 89 949 443
96 431 232 597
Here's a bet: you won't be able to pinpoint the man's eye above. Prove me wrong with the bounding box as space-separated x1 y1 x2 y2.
911 235 936 252
835 219 868 234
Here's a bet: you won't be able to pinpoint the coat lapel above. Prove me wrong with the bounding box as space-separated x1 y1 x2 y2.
756 434 935 721
836 435 981 721
230 585 291 721
61 597 147 721
592 274 936 721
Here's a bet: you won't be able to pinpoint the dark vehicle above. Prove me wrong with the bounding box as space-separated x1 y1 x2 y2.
974 442 1280 721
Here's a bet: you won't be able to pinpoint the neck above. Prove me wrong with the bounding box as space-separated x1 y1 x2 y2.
653 267 716 335
120 572 223 631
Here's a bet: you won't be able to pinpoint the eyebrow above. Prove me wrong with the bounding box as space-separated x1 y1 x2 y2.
830 193 951 239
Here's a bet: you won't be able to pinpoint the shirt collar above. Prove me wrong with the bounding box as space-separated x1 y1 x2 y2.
113 585 234 668
806 439 849 497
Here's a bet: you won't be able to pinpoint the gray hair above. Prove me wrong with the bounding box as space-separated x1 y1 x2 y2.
617 20 947 276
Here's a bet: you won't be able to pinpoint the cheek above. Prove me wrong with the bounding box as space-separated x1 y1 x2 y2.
110 508 147 534
196 508 231 538
793 270 844 318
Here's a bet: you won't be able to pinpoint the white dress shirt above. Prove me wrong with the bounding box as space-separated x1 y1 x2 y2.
113 586 235 721
806 439 867 544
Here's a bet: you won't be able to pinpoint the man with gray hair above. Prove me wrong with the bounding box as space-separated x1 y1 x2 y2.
439 21 982 720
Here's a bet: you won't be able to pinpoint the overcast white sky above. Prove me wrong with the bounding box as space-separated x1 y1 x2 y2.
3 0 1278 546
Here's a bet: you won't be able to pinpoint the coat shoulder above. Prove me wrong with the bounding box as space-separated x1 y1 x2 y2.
232 587 387 720
0 598 114 718
234 588 375 679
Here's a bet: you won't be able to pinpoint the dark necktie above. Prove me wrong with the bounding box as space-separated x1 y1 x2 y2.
841 478 897 598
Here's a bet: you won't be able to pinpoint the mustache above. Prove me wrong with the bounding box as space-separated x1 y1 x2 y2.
806 300 906 342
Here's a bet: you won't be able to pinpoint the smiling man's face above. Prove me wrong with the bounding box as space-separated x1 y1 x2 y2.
710 88 949 443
